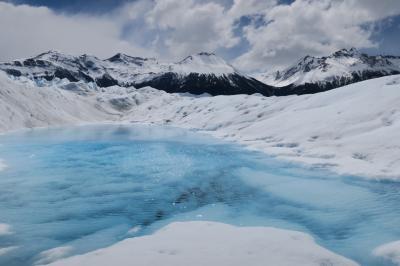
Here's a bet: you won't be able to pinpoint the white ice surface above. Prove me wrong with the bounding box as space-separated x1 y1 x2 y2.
373 240 400 265
0 223 12 236
1 72 400 179
0 246 18 257
0 72 114 133
36 246 74 265
45 221 358 266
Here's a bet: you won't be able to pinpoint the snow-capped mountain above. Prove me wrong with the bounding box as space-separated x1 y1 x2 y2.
257 48 400 95
134 52 274 96
0 51 274 96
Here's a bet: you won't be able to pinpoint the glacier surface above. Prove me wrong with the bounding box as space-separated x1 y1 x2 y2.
1 72 400 179
0 125 399 265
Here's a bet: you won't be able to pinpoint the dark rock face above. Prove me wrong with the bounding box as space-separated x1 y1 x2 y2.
5 69 22 77
106 53 154 66
134 73 275 96
95 73 118 87
13 61 23 67
54 68 80 82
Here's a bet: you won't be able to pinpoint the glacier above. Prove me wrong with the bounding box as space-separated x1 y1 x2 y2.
0 125 400 266
1 71 399 179
45 221 357 266
1 67 400 266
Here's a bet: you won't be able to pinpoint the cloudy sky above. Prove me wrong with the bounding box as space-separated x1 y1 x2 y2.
1 0 400 72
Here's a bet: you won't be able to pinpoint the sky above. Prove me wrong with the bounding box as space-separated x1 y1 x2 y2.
1 0 400 72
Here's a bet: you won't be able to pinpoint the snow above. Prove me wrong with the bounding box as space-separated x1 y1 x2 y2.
44 221 357 266
127 226 142 235
373 240 400 265
173 52 236 75
258 48 400 87
36 246 74 265
1 72 400 179
0 72 115 132
0 246 18 256
1 51 237 88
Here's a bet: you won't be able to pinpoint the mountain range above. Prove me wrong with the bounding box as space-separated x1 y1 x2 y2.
258 48 400 95
0 51 274 96
1 48 399 96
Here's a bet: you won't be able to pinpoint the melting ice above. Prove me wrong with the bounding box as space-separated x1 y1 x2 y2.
0 125 399 266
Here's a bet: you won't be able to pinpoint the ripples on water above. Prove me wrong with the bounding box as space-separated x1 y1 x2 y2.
0 125 399 266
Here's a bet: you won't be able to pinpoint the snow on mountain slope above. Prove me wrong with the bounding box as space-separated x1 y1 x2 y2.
257 48 400 95
1 50 161 86
129 52 274 96
0 51 274 96
45 221 357 266
173 52 236 75
1 72 400 179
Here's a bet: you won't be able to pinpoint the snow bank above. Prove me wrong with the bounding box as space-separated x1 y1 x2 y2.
373 241 400 265
1 72 400 179
45 221 357 266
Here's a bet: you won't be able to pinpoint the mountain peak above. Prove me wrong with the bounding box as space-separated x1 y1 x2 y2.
196 52 216 57
107 53 157 66
297 54 318 64
175 52 236 75
34 50 66 59
258 48 400 89
178 52 219 63
332 47 361 57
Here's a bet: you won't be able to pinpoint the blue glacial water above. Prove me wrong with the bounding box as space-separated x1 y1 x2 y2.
0 124 399 266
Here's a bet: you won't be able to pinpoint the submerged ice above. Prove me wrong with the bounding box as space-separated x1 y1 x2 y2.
0 125 399 266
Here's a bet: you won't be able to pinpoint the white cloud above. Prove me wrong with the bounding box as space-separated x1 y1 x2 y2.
0 2 152 61
145 0 239 58
234 0 400 72
0 0 399 71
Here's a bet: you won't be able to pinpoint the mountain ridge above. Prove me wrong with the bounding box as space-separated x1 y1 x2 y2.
0 50 274 96
257 48 400 95
2 48 400 97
